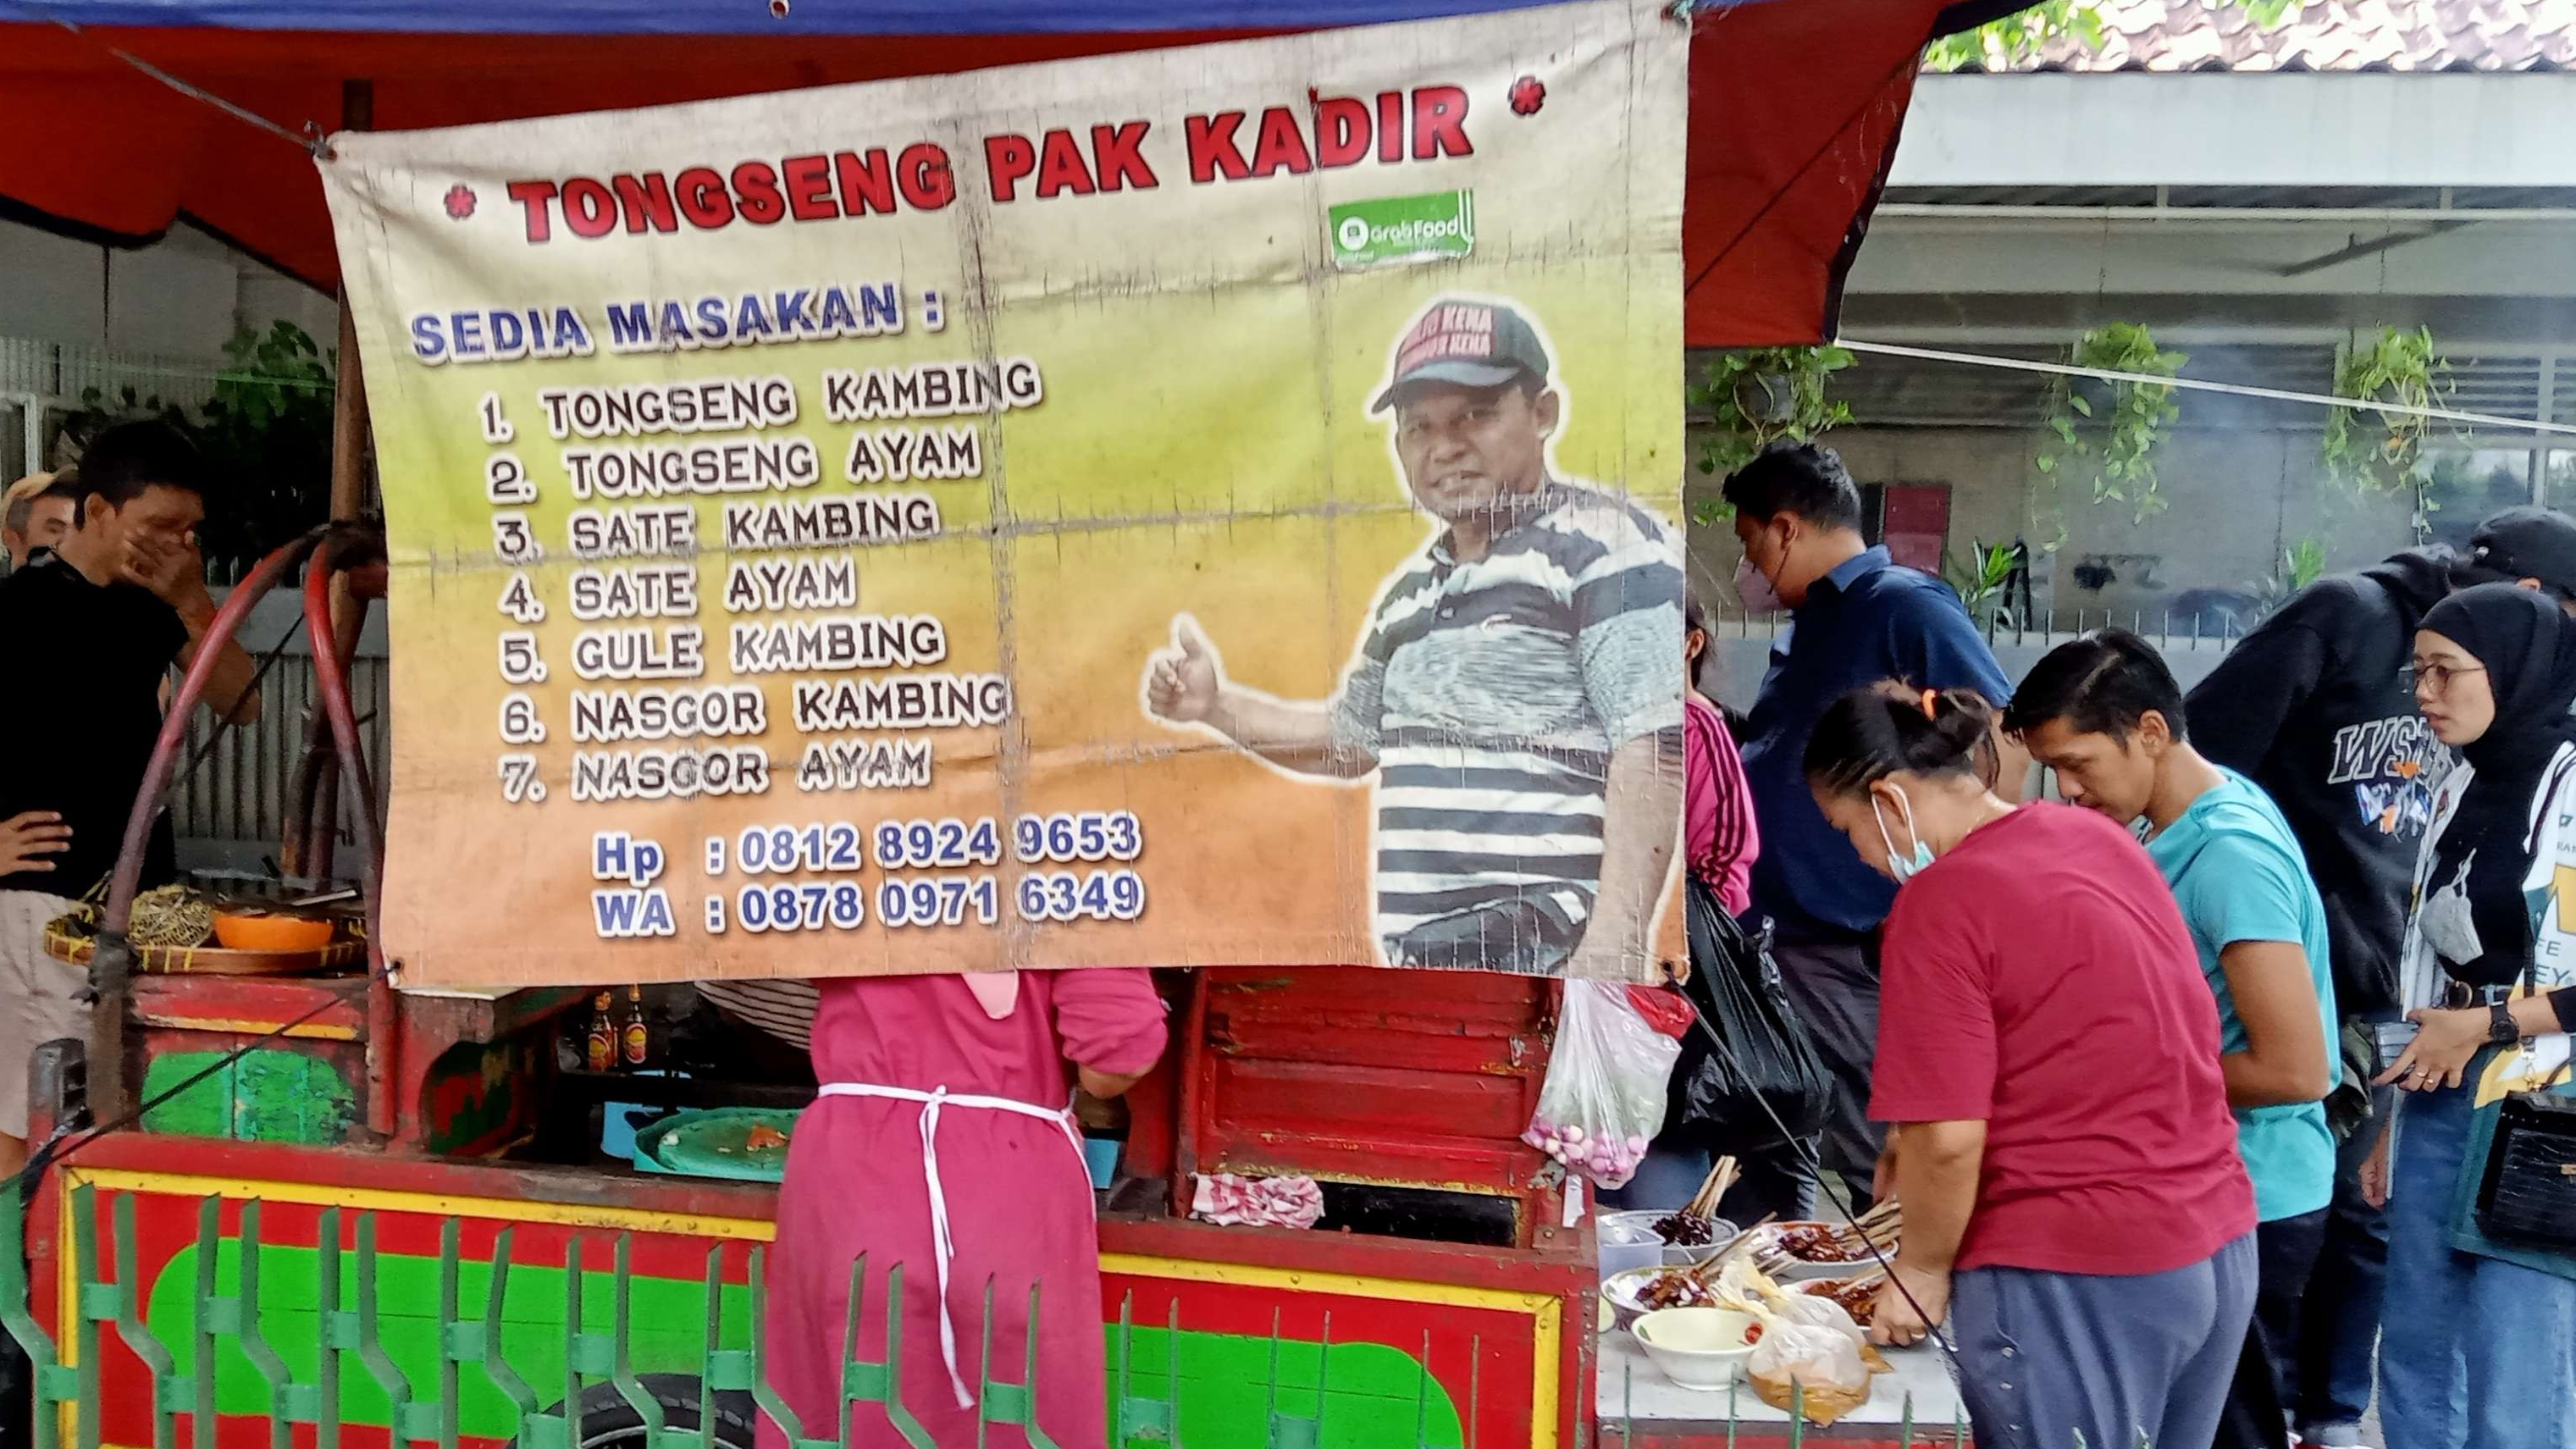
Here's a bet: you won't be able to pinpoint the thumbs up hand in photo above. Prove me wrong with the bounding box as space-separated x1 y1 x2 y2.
1145 614 1227 725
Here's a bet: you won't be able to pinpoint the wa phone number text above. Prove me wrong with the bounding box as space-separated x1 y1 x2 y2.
704 870 1147 933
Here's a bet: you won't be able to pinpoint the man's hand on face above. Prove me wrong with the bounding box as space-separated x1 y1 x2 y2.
1145 616 1225 725
120 532 210 612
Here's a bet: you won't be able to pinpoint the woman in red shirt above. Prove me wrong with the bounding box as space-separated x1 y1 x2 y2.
1802 681 2257 1449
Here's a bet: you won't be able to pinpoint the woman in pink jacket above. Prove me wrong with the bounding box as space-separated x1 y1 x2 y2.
1684 589 1758 916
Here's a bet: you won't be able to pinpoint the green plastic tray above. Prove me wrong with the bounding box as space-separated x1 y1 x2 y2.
631 1106 801 1183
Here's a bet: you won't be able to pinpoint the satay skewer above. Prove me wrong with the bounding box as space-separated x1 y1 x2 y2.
1683 1155 1741 1220
1684 1212 1777 1284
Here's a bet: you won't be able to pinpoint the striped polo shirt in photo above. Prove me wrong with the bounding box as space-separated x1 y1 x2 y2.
1330 479 1684 969
696 977 820 1051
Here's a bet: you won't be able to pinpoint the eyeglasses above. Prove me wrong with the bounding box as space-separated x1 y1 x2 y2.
2406 660 2487 694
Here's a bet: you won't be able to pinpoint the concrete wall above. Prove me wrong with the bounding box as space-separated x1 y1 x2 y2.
0 216 334 361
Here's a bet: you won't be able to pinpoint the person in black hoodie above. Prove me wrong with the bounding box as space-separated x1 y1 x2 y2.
2185 506 2576 1449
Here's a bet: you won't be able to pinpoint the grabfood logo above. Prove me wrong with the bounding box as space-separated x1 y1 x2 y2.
1328 191 1477 270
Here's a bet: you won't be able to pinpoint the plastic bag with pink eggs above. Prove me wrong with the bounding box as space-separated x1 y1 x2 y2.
1521 981 1694 1189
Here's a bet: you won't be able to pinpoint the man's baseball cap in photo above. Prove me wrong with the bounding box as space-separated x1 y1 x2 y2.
2466 507 2576 598
1370 299 1551 412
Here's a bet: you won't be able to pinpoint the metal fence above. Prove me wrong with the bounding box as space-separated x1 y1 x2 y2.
1702 612 2248 717
175 608 2247 857
2 1182 1516 1449
4 1182 1089 1449
170 657 390 857
3 1178 2201 1449
1708 608 2257 651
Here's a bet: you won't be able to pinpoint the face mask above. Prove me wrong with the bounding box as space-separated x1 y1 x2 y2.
1734 552 1785 616
1872 788 1937 883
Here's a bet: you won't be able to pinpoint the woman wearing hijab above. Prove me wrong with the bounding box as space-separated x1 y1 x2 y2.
760 970 1167 1449
2372 583 2576 1449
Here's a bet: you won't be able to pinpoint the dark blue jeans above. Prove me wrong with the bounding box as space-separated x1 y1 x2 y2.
2377 1078 2576 1449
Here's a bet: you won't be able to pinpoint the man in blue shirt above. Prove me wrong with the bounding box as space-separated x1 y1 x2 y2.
1726 443 2020 1205
2009 629 2337 1449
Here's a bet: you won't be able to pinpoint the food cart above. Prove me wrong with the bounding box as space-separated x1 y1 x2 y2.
0 2 2022 1445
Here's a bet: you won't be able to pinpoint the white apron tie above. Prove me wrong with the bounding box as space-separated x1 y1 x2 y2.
815 1081 1089 1408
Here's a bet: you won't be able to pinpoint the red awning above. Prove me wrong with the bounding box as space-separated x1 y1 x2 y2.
0 0 1999 346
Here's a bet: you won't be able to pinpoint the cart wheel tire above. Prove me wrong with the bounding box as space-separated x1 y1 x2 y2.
527 1375 758 1449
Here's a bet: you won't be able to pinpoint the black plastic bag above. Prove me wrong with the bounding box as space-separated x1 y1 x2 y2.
1669 877 1828 1152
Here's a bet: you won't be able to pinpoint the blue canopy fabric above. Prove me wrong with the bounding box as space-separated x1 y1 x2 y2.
16 0 1584 36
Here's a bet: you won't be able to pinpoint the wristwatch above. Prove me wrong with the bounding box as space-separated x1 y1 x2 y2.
2490 1000 2522 1044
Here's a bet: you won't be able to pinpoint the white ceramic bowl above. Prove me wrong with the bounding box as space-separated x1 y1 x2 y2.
1631 1307 1759 1391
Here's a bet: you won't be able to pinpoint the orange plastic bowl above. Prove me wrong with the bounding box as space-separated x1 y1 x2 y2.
212 913 336 954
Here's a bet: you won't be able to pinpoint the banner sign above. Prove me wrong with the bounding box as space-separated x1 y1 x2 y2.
321 0 1689 987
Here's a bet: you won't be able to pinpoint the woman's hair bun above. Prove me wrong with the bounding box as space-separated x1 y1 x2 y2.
1922 687 1997 763
1804 680 2000 796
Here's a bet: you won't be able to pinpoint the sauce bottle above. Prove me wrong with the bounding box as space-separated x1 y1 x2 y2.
622 986 650 1069
584 992 616 1073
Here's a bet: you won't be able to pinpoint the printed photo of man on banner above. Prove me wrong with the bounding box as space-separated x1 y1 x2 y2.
1142 293 1684 975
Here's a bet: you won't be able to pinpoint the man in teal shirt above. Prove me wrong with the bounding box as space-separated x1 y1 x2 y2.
2009 629 2337 1449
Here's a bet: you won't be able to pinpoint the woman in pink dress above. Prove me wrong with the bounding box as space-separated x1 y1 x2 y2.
760 969 1169 1449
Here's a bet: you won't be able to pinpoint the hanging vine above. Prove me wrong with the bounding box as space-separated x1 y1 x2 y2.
2035 323 2186 526
2321 325 2457 540
1688 346 1855 524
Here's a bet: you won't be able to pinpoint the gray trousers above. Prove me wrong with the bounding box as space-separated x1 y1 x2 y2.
1951 1233 2258 1449
1769 925 1881 1204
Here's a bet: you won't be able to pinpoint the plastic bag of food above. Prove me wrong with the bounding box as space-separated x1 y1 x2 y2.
1747 1315 1872 1425
1523 982 1690 1189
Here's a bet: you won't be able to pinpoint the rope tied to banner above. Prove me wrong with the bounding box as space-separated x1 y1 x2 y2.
14 7 337 158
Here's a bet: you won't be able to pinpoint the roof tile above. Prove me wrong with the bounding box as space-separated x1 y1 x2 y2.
1958 0 2575 73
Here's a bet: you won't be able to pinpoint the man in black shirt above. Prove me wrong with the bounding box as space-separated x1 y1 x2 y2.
0 423 260 1172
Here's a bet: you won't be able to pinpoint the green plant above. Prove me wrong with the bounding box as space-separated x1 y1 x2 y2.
2250 538 2328 621
57 321 338 570
1694 346 1855 473
2036 323 2186 523
1688 346 1855 527
1925 0 2299 72
1943 539 2023 630
2322 327 2457 541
